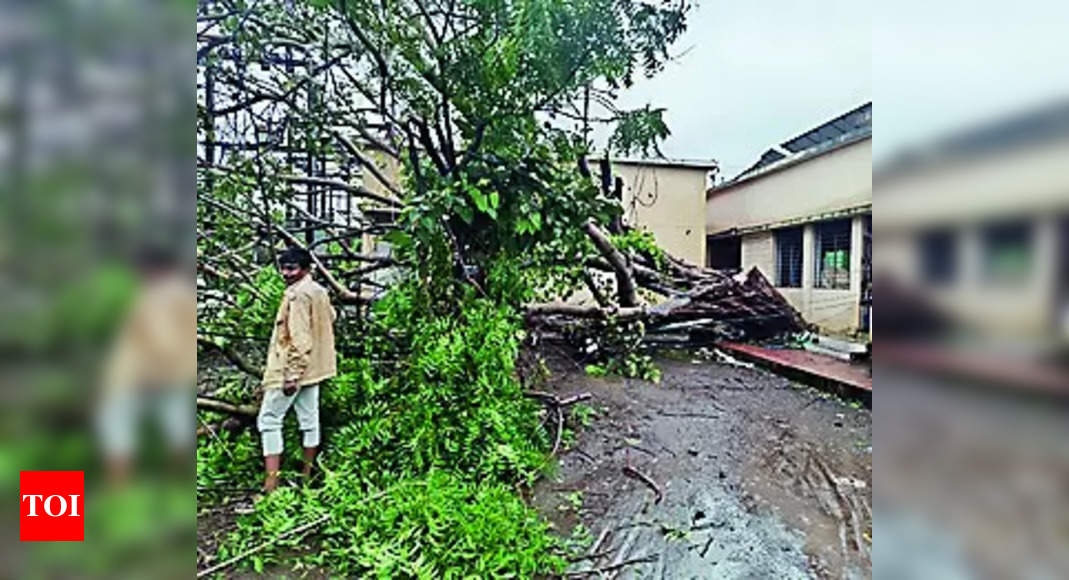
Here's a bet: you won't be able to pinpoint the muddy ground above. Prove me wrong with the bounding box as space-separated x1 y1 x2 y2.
531 351 872 579
197 349 872 579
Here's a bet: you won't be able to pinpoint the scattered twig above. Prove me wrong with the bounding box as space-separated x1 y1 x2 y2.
523 390 592 407
588 527 611 557
713 348 755 369
623 465 664 504
566 553 658 577
624 444 657 458
198 416 235 461
657 410 722 419
551 406 565 458
572 448 597 465
567 548 613 563
559 393 593 407
700 534 715 558
195 513 331 578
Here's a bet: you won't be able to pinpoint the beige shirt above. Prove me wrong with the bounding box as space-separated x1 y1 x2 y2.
103 273 196 393
261 275 337 389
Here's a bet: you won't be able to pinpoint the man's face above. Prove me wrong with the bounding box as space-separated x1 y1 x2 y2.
279 262 308 286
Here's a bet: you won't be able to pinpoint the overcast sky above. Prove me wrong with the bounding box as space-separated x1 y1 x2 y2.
593 0 1069 177
592 0 871 178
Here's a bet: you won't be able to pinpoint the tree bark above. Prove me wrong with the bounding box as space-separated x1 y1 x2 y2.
583 220 638 307
197 396 258 417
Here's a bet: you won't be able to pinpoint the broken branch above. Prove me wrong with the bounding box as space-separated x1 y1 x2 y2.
622 465 664 504
197 396 258 418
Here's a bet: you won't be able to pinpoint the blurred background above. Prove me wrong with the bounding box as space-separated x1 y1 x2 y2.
874 0 1069 577
2 0 1068 578
0 0 193 577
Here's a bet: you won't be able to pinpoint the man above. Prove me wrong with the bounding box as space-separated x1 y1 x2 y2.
99 247 196 487
258 247 337 492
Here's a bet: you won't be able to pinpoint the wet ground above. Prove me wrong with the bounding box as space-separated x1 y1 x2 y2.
531 351 872 579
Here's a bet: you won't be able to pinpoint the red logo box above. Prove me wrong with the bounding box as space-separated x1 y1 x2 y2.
20 471 84 541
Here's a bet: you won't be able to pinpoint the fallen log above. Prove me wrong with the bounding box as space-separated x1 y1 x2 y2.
197 396 258 417
583 220 638 307
525 303 646 321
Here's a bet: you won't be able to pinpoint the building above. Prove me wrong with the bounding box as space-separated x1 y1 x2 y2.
609 158 719 266
705 103 872 335
876 101 1069 342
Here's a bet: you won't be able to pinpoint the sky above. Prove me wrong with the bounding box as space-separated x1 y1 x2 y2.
591 0 871 179
592 0 1069 177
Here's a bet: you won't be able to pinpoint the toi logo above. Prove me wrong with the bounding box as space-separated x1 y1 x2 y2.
20 471 84 541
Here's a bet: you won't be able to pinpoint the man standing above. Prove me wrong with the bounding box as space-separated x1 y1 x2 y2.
258 247 337 492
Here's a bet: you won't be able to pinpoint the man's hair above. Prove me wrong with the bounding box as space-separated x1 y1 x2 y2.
278 247 312 269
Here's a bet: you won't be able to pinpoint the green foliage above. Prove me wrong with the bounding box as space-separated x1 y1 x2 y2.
603 351 662 383
608 105 672 157
220 472 563 578
570 403 597 427
563 521 593 553
203 284 560 575
611 227 667 270
330 290 548 484
587 352 660 383
584 363 608 377
198 0 694 574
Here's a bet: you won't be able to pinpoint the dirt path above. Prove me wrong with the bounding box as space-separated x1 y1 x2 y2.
531 352 872 579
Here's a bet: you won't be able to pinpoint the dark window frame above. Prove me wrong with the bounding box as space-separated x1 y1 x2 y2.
774 227 804 288
917 228 957 286
815 219 852 290
981 219 1033 285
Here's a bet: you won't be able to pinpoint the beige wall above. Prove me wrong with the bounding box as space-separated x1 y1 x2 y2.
705 139 872 335
877 216 1064 338
706 139 872 235
876 136 1069 338
613 162 710 266
740 216 867 334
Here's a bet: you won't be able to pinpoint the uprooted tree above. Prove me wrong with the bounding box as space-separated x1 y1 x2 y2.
196 0 803 575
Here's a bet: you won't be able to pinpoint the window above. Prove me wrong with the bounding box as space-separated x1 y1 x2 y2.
775 227 803 288
918 229 957 285
816 219 851 289
982 220 1032 284
707 236 741 271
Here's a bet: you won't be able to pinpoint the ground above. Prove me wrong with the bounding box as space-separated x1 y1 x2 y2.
531 350 872 579
196 349 872 579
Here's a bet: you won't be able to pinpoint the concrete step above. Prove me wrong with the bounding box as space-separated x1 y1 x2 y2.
802 341 855 361
813 335 869 355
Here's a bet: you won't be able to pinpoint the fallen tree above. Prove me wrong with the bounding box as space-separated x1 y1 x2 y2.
526 220 806 347
194 0 804 577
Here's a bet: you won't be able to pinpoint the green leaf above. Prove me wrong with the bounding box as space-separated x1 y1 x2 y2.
457 205 474 224
529 212 542 231
488 191 500 210
469 188 489 213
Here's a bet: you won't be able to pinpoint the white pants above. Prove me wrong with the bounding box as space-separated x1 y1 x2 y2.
97 388 192 459
256 384 320 456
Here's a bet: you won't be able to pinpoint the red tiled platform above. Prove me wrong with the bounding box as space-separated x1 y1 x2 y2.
880 341 1068 396
719 342 872 407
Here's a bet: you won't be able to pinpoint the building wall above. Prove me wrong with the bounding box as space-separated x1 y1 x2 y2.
877 136 1069 338
740 216 866 334
613 162 710 266
705 138 872 335
877 218 1063 337
706 139 872 235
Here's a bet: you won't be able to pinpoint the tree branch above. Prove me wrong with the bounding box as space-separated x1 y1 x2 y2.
583 220 638 307
198 336 264 379
197 396 258 418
